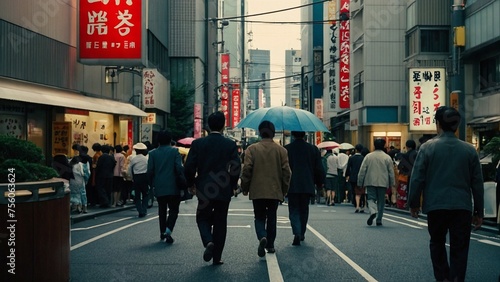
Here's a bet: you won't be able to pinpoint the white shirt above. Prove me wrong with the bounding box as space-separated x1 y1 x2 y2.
337 152 349 176
128 154 149 175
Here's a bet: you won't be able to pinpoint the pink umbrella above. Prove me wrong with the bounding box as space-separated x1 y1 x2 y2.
177 137 196 146
317 141 340 150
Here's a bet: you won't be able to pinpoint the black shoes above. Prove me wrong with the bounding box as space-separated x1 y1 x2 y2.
165 234 174 244
160 233 166 241
213 260 224 265
292 235 301 246
266 248 275 253
203 242 214 262
376 222 383 226
258 237 267 257
367 214 377 226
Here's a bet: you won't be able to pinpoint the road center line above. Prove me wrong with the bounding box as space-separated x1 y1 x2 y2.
266 253 284 282
70 216 158 251
307 224 378 282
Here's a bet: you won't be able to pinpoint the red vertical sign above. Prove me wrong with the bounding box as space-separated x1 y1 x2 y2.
220 54 230 127
339 0 350 109
231 84 241 128
127 119 133 148
194 103 202 138
79 0 142 62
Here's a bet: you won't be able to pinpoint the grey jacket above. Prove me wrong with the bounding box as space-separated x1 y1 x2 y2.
357 150 395 188
147 145 185 197
408 132 484 216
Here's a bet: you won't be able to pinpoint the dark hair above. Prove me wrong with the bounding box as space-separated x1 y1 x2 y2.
355 144 363 152
435 106 461 132
135 149 148 156
405 140 416 150
81 145 89 154
361 147 370 156
92 143 102 151
123 145 129 152
157 130 172 146
52 154 73 180
374 138 386 150
258 121 275 138
72 144 81 151
208 111 225 132
114 145 123 153
291 131 306 139
70 155 82 166
101 145 111 154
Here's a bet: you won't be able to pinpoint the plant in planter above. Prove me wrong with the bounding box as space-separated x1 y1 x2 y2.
0 134 58 183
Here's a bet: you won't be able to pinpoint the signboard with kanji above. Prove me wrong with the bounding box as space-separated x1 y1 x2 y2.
409 68 446 131
78 0 146 66
52 122 72 156
220 53 230 127
231 84 241 128
339 0 350 109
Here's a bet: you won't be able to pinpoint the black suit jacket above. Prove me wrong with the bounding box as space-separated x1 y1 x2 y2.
284 139 325 195
95 153 116 179
184 133 241 202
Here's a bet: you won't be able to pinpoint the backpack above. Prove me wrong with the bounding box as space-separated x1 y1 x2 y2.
322 152 332 174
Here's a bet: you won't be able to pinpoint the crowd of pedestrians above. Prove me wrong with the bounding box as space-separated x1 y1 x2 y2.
58 107 490 281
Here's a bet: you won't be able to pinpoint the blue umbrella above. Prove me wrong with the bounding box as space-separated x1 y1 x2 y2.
236 106 329 132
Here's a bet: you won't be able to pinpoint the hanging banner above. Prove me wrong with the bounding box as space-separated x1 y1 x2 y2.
339 0 350 109
409 68 446 131
78 0 146 65
220 53 230 127
194 103 202 138
231 84 241 128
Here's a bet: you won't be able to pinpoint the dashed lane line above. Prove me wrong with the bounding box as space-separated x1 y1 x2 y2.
307 224 378 282
266 253 284 282
383 217 422 229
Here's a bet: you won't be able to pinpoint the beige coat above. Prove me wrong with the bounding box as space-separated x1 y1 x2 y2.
240 139 291 201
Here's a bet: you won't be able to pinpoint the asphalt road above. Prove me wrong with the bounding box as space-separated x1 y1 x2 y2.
70 196 500 282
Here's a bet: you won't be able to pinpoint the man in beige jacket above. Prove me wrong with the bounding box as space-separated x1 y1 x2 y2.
241 121 291 257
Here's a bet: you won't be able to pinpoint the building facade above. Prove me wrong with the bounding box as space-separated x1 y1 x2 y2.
247 49 271 110
285 50 302 108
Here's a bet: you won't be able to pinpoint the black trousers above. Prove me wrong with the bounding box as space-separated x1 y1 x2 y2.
96 177 113 206
196 199 230 262
427 209 471 282
156 195 180 235
288 193 311 237
252 199 279 248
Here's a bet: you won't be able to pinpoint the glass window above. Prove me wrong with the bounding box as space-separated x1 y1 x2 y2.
479 55 500 90
420 29 449 53
405 30 417 57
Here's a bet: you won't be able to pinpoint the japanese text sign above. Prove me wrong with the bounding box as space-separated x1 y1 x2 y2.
339 0 350 109
78 0 144 65
220 53 230 127
409 68 446 131
231 84 240 128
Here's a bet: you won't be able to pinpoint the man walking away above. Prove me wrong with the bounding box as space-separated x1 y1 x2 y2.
284 131 324 246
357 138 395 226
346 144 365 213
148 130 185 244
184 112 241 265
409 106 484 282
241 121 291 255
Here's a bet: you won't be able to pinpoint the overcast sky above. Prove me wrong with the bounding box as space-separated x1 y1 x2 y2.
247 0 301 106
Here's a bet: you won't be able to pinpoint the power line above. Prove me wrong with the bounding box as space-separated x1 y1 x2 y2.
244 60 333 84
232 19 338 25
212 0 331 21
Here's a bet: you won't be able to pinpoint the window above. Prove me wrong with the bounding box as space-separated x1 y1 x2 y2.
479 55 500 90
405 30 417 57
420 29 449 53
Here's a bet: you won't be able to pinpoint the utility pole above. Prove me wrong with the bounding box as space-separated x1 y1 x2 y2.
451 0 465 140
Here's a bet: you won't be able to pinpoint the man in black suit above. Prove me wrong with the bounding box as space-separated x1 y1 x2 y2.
284 131 325 246
95 145 116 208
184 112 241 265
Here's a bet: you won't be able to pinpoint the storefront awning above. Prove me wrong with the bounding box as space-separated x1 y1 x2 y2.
0 77 147 117
467 116 500 126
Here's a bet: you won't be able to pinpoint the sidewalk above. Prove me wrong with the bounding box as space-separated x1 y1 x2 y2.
70 202 136 224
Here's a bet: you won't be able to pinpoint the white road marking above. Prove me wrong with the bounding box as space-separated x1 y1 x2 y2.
266 253 284 282
307 224 378 282
384 213 428 227
228 225 251 228
71 216 158 251
476 239 500 247
71 217 134 231
383 217 422 229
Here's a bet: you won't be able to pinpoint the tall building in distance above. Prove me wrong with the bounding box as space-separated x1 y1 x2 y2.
285 50 302 108
247 49 271 110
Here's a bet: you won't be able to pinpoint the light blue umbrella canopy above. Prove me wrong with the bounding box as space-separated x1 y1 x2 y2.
236 106 329 132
